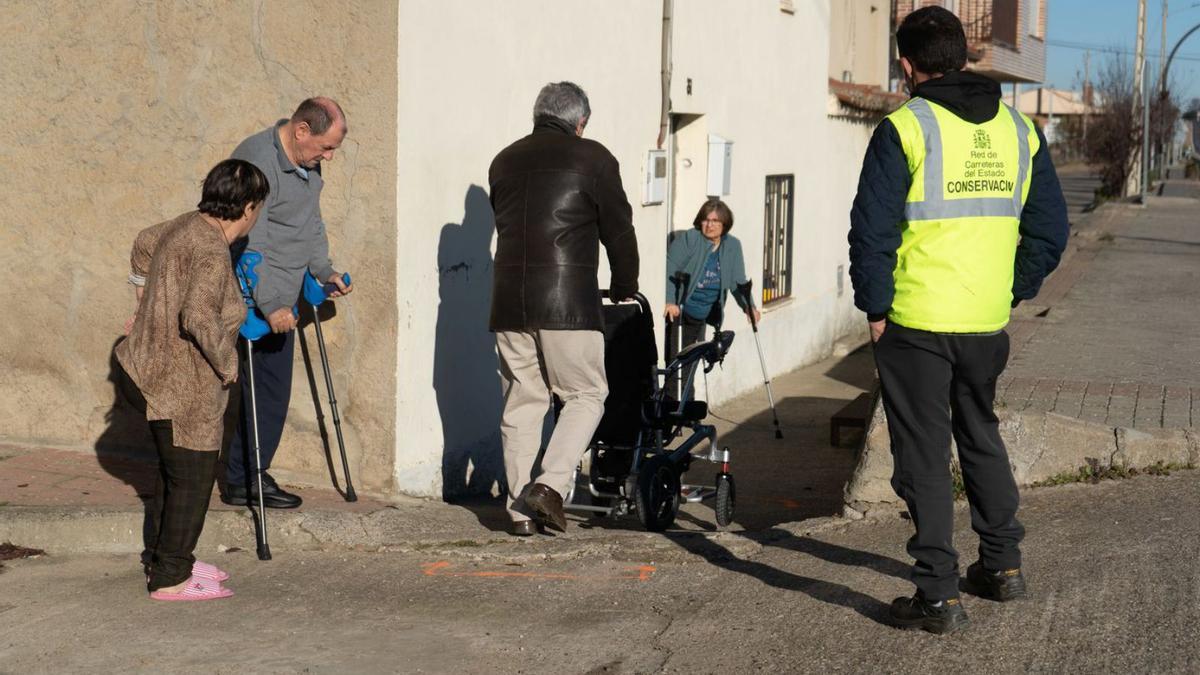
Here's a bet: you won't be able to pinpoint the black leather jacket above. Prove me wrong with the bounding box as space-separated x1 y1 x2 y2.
488 117 639 332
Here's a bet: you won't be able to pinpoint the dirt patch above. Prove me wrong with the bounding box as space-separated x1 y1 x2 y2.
0 542 45 573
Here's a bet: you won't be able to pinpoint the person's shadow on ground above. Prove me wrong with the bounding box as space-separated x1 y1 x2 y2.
433 184 508 530
665 528 905 626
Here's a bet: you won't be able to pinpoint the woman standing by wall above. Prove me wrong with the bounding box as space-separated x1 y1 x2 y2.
117 159 268 601
664 199 761 394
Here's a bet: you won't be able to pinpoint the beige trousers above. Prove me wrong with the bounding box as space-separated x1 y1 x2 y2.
495 329 607 522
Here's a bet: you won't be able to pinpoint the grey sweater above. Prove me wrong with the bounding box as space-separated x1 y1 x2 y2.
231 121 337 316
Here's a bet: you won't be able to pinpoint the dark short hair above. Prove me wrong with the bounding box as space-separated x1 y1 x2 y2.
292 97 346 136
197 159 269 221
692 199 734 234
896 6 967 75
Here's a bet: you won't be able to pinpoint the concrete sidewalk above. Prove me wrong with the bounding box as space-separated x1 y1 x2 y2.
1000 187 1200 429
0 331 877 554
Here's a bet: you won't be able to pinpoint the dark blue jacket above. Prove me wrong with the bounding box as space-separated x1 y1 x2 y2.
848 71 1070 321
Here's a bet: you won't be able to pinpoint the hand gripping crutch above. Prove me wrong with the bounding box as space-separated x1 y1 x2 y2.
736 281 784 439
302 272 357 502
234 252 275 561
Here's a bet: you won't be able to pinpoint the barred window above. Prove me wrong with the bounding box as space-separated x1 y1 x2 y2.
762 175 794 304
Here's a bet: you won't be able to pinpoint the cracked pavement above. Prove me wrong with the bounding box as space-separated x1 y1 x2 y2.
3 470 1199 673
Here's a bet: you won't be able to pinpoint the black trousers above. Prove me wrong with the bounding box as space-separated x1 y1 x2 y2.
873 323 1025 601
226 330 294 487
142 420 219 591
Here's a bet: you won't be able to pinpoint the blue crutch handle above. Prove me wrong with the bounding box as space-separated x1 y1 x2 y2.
303 272 352 307
234 251 299 341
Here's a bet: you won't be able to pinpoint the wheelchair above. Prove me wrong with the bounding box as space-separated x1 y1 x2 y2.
563 292 736 531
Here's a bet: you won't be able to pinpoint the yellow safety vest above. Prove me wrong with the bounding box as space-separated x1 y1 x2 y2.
885 97 1039 333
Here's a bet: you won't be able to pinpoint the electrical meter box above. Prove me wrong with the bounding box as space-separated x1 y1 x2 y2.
707 134 733 197
643 149 667 205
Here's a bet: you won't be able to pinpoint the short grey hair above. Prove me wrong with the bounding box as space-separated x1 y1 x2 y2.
532 81 591 128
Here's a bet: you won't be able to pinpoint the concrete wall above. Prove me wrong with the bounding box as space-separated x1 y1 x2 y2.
0 1 398 492
393 1 667 497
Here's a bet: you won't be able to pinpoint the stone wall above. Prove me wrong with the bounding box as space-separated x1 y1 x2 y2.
0 1 398 492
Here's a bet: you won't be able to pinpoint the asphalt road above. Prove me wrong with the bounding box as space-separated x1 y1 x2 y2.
3 470 1198 673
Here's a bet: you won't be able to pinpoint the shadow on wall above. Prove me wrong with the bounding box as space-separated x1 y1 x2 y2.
434 184 505 500
94 337 157 501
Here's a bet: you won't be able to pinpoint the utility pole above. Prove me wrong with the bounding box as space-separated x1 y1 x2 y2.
1083 50 1090 153
1130 0 1147 198
1159 0 1168 175
1144 65 1151 201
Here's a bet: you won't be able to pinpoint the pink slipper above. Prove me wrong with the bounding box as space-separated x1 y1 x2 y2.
150 576 234 602
192 560 230 583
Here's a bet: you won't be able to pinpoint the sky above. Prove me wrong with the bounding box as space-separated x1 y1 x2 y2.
1045 0 1200 104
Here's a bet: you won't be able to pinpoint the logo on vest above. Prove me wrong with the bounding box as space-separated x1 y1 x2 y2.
956 136 1010 194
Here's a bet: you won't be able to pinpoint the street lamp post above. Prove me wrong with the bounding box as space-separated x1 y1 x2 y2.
1159 21 1200 177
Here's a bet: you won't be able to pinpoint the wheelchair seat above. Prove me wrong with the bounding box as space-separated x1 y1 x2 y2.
643 399 709 427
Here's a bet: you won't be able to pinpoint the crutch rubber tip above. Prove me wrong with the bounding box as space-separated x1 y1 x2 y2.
257 546 272 561
775 429 784 439
344 487 358 503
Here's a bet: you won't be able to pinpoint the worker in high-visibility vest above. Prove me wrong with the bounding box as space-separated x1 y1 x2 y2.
848 6 1068 634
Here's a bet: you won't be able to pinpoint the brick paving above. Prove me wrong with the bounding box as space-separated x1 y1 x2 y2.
996 180 1200 431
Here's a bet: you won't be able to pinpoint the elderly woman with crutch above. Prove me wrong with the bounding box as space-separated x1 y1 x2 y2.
117 159 268 601
664 199 761 397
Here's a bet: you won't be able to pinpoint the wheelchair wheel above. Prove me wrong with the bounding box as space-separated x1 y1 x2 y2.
715 473 735 528
636 455 680 532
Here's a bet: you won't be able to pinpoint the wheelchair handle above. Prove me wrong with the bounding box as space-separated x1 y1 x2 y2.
600 289 652 318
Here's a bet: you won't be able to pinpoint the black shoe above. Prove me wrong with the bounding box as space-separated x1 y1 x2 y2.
509 520 541 537
889 591 969 634
963 562 1027 602
524 483 568 532
221 473 303 509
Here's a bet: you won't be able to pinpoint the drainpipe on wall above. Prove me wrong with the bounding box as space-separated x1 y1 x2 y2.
656 0 673 149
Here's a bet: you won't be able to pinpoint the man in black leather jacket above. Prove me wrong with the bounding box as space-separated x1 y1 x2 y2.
488 81 639 535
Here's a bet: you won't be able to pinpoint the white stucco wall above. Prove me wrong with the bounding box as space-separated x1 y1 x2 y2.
394 1 667 496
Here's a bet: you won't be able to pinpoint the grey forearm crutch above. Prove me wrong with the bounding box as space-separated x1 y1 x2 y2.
308 301 357 502
245 337 272 560
736 281 783 439
306 272 357 502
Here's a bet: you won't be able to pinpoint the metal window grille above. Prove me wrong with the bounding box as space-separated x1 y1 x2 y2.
762 175 794 305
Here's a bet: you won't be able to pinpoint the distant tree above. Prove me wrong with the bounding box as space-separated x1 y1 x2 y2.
1083 54 1179 197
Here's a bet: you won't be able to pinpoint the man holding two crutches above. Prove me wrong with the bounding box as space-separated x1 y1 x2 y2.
222 97 354 512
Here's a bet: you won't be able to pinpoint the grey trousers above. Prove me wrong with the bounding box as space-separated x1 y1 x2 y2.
496 329 608 522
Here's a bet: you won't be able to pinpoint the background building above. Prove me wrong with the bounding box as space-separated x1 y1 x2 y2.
894 0 1048 101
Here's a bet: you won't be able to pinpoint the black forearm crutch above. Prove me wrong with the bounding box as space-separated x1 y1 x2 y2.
307 273 356 502
736 281 783 439
668 272 691 400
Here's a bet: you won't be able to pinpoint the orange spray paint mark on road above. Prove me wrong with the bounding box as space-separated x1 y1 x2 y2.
421 561 656 582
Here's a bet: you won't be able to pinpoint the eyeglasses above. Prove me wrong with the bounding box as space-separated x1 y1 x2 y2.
702 218 724 225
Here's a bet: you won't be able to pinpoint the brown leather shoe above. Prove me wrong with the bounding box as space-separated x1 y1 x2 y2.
525 483 568 532
510 520 539 537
